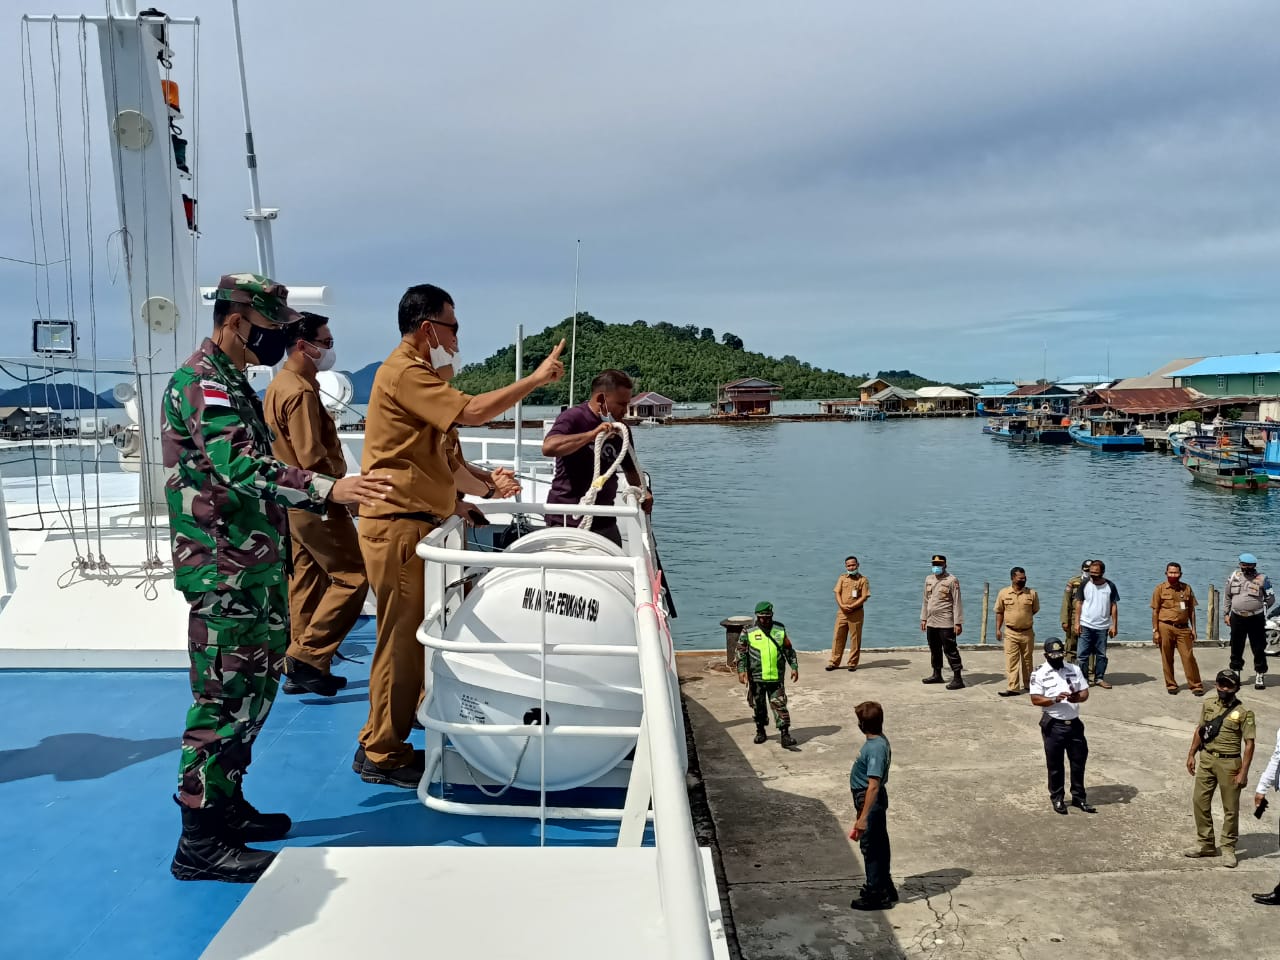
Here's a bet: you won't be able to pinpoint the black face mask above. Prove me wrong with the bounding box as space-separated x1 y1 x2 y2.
242 322 291 367
1047 656 1065 670
1218 689 1237 703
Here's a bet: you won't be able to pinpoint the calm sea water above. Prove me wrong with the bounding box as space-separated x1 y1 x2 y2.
10 416 1277 652
632 418 1278 652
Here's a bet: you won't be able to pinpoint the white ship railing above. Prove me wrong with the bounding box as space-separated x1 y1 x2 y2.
0 470 17 603
414 497 714 960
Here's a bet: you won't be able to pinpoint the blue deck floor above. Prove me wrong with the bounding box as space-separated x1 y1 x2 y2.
0 618 640 960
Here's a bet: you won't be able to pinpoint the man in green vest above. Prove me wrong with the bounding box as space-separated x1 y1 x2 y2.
737 601 800 747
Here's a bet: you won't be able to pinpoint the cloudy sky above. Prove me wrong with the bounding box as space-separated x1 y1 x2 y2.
3 1 1280 384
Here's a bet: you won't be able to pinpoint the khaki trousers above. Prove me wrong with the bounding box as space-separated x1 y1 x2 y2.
286 508 369 672
829 613 865 667
1157 622 1203 693
1003 627 1034 691
1194 752 1243 849
358 516 435 768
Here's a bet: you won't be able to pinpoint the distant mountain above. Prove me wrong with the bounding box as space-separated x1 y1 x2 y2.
348 365 378 404
0 384 120 410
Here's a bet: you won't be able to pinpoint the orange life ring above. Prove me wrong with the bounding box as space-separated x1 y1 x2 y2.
1218 435 1231 448
1061 418 1072 427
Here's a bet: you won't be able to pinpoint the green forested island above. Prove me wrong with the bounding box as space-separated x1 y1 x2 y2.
451 314 939 405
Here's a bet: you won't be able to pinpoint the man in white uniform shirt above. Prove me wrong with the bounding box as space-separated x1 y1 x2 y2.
1030 638 1097 815
1252 726 1280 905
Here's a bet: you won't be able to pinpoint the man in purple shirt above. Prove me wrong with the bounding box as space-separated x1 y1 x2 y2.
542 369 653 547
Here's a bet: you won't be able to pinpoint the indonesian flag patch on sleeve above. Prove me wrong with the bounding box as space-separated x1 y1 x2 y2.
199 380 231 406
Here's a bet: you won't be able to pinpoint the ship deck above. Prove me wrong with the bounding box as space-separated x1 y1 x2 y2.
0 618 640 960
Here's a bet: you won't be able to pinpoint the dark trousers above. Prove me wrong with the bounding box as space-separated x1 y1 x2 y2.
1229 613 1268 675
1040 716 1088 803
852 786 892 898
926 626 963 674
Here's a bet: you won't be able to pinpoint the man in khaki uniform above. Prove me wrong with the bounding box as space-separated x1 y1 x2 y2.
995 566 1039 697
828 555 870 671
1150 561 1203 696
264 312 367 698
1184 669 1256 868
1060 559 1092 675
355 283 564 788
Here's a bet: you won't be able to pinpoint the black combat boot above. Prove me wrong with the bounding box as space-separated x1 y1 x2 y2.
224 783 292 843
921 672 944 684
170 797 276 883
779 729 797 748
283 656 342 697
753 726 767 744
945 671 965 690
1253 884 1280 906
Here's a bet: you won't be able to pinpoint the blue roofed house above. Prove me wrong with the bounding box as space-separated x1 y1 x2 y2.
1165 354 1280 421
1164 354 1280 397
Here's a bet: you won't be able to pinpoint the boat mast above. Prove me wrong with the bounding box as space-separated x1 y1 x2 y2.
568 239 580 406
229 0 276 276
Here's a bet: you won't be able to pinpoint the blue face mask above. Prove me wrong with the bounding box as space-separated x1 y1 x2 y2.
931 565 944 575
846 568 858 576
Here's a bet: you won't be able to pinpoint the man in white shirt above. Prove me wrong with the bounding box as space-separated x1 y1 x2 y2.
1074 560 1119 689
1029 638 1096 815
1252 727 1280 905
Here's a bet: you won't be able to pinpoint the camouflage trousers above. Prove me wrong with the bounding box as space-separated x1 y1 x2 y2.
747 679 791 731
178 583 289 807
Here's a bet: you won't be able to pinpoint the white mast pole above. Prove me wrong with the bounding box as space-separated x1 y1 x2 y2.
229 0 276 277
513 323 523 488
568 239 580 407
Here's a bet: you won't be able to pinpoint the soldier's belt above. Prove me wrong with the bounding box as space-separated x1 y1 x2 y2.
1205 750 1241 759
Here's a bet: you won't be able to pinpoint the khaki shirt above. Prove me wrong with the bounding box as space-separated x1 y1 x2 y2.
921 573 962 628
834 573 870 615
1199 697 1256 756
263 367 348 478
995 585 1039 631
360 341 471 519
1150 581 1196 626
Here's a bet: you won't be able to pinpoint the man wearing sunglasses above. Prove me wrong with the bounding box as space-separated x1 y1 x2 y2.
354 284 565 788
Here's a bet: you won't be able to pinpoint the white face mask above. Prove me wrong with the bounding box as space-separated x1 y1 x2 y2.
312 344 337 372
429 342 458 371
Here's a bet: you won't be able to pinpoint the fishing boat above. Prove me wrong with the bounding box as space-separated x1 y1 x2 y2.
1 5 722 958
1030 412 1072 445
1181 421 1280 483
1068 414 1145 450
986 414 1035 443
1181 447 1269 490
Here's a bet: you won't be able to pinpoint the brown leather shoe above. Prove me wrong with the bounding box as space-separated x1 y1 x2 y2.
1095 679 1113 689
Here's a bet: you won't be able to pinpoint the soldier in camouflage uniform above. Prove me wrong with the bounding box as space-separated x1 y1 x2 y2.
165 273 389 883
737 601 800 748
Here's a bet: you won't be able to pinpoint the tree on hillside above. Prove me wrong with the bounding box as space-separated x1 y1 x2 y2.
721 332 744 350
700 327 715 342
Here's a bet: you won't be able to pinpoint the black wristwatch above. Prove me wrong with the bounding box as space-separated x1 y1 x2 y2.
482 482 496 499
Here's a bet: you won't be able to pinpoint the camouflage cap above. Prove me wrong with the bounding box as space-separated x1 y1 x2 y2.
214 273 301 326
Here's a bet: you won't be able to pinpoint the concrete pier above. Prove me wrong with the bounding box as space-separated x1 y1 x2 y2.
679 647 1280 960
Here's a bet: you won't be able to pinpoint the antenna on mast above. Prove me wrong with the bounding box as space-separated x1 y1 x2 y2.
568 239 581 407
230 0 277 276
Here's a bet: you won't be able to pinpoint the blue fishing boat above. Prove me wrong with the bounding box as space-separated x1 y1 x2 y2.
1183 421 1280 482
983 411 1072 445
1068 415 1146 451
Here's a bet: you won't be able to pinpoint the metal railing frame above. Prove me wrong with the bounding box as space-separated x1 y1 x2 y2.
413 495 713 959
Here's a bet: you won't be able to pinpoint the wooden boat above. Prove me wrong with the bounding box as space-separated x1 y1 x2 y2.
1068 414 1145 450
1182 447 1269 490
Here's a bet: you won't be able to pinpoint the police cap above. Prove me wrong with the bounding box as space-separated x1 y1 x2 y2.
931 554 946 566
1216 669 1241 689
1044 638 1066 655
1239 553 1259 566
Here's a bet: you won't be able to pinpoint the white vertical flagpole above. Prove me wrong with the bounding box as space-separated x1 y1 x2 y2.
568 239 580 407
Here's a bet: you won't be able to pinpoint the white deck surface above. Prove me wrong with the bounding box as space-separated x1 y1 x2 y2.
201 846 729 960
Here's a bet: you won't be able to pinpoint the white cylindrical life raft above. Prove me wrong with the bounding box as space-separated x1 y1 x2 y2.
427 526 646 792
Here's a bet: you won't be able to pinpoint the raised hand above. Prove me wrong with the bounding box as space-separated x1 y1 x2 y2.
536 339 566 384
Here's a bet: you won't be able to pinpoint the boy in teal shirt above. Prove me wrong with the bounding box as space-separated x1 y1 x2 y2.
849 700 897 910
